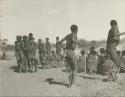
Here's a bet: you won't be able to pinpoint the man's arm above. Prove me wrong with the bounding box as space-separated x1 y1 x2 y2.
113 26 125 36
72 38 90 47
59 35 67 43
114 32 125 36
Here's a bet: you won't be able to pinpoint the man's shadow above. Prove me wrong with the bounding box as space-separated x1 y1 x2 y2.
44 78 68 87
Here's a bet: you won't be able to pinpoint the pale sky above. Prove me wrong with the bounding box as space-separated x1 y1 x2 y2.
1 0 125 44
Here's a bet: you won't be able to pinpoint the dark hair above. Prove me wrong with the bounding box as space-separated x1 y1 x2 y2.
71 25 78 32
29 33 33 36
46 37 49 40
100 48 106 54
38 39 41 41
81 50 85 55
23 35 27 39
19 36 22 40
110 20 117 27
90 46 95 51
16 35 20 40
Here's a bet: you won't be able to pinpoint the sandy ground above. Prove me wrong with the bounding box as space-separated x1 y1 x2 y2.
0 59 125 97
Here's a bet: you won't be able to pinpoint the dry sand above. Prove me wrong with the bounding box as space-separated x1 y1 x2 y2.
0 59 125 97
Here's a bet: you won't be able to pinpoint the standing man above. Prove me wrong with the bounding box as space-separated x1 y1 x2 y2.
59 25 88 88
15 35 24 72
46 37 51 56
25 33 34 72
38 39 45 68
56 37 62 55
106 20 125 68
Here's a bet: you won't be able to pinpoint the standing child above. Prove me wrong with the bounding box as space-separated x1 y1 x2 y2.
97 48 106 74
15 35 24 72
51 51 57 68
78 50 86 73
39 49 47 69
87 47 98 74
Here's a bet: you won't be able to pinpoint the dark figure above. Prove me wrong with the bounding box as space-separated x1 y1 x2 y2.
39 49 47 69
21 35 29 72
78 50 87 73
87 48 98 74
24 33 35 72
106 20 125 68
51 51 57 68
46 37 51 55
56 37 62 55
120 50 125 71
97 48 106 74
59 25 88 88
38 39 44 67
15 35 24 72
103 54 118 81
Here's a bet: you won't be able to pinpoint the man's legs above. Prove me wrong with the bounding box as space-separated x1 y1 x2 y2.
66 50 77 88
106 44 119 80
26 54 31 72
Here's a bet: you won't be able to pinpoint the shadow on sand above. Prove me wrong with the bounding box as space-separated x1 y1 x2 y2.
9 65 19 72
44 78 68 87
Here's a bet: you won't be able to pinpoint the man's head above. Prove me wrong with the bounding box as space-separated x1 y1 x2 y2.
100 48 106 54
56 37 59 41
38 39 41 43
16 35 20 41
81 50 85 55
19 36 22 41
110 20 117 27
29 33 33 40
70 25 78 33
23 35 27 41
46 37 49 42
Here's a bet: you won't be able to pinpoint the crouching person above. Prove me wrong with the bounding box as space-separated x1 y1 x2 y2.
103 54 118 81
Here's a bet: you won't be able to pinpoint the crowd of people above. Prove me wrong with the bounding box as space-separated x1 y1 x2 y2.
14 19 125 88
15 33 65 73
77 47 125 79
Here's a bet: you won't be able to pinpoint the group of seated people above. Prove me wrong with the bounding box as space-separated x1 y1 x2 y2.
38 48 66 69
77 46 125 77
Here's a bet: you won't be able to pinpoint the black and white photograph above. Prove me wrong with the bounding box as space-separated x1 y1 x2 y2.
0 0 125 96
